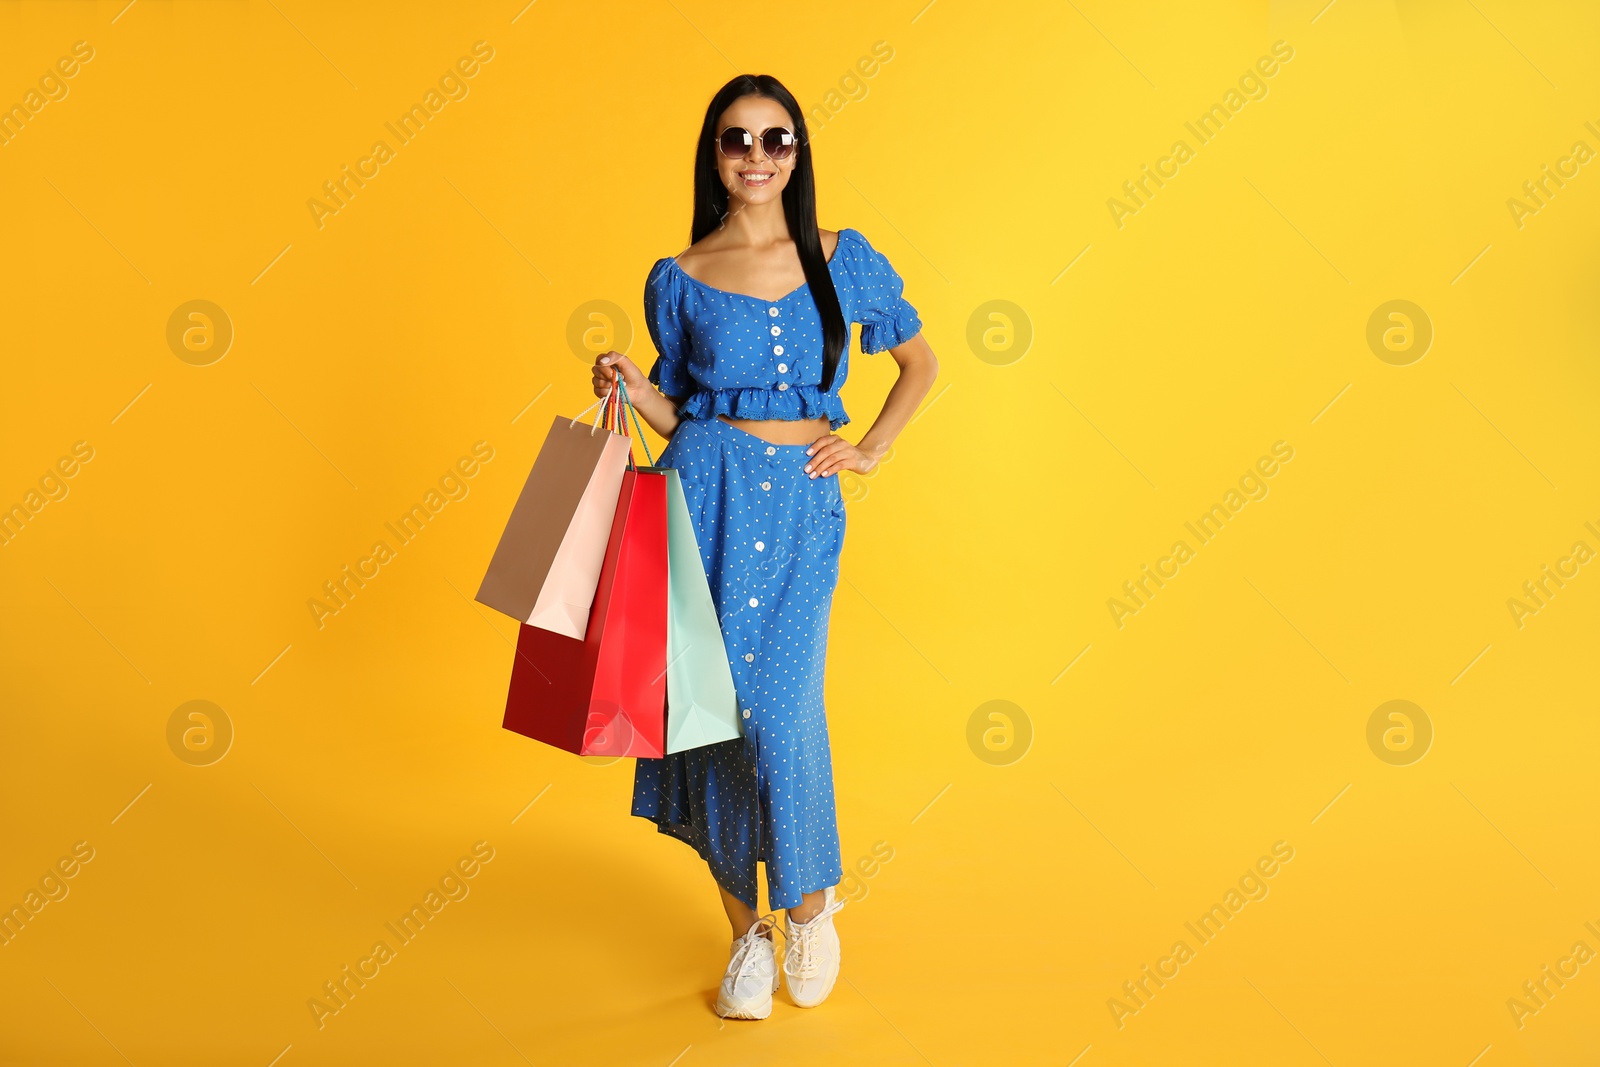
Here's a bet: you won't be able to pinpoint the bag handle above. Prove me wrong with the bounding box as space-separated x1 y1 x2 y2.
565 378 656 467
616 378 656 468
606 388 638 470
569 385 615 435
606 386 628 448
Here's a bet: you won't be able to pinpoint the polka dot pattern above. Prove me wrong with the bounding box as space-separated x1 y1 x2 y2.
643 227 924 433
629 412 848 911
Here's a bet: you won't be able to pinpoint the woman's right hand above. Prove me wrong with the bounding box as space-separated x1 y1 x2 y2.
592 351 649 398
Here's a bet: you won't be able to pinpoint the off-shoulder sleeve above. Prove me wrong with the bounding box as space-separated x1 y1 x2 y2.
846 230 923 354
643 258 694 398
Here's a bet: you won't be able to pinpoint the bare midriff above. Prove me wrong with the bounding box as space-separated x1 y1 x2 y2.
715 413 832 445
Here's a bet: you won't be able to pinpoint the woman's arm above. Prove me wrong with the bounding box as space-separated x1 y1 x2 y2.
806 333 939 479
593 351 681 440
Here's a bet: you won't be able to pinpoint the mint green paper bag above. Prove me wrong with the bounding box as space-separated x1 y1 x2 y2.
663 467 742 753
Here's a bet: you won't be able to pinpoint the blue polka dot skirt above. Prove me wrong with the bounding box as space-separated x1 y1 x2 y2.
631 415 846 911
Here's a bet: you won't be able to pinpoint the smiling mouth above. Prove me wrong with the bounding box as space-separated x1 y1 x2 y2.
738 171 775 186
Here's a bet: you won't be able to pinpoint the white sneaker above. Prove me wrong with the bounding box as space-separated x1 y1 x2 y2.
715 914 781 1020
782 886 847 1008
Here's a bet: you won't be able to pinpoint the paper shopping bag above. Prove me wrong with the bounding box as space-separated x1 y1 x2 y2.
502 465 669 758
476 414 632 639
662 468 742 753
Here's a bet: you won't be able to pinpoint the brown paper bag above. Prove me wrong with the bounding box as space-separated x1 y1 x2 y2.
475 414 632 639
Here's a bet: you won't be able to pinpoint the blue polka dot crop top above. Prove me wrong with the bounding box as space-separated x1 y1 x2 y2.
643 227 922 432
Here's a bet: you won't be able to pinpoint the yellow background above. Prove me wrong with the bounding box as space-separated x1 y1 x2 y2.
3 0 1598 1064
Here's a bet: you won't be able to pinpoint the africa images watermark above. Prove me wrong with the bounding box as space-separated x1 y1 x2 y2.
805 40 895 139
0 40 95 148
307 442 495 630
1107 441 1295 629
1 441 95 548
307 41 496 230
837 840 896 905
1 841 97 948
1506 919 1600 1030
1107 41 1296 229
1108 840 1296 1029
1505 517 1599 629
307 841 495 1029
1505 120 1600 231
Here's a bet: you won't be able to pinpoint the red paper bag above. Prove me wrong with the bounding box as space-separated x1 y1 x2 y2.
502 465 669 758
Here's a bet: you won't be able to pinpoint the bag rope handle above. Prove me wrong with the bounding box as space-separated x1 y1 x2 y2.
616 377 656 467
569 385 616 434
565 376 655 468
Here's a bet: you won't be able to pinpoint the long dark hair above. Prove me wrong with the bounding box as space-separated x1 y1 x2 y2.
691 74 848 393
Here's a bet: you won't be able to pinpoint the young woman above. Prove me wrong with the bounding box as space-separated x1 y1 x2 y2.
591 74 938 1019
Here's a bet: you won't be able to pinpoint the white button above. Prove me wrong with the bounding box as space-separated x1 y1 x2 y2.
742 709 751 719
768 308 779 317
761 480 771 490
748 597 759 607
765 446 776 455
774 345 784 356
770 326 781 337
755 540 765 551
777 363 787 373
743 653 754 662
777 383 789 391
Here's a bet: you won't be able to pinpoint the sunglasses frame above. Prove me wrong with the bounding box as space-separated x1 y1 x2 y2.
715 124 800 162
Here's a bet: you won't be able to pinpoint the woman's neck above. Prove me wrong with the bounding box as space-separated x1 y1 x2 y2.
718 197 791 248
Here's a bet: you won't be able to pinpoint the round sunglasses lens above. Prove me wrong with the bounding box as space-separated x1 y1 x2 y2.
719 127 752 158
762 128 796 159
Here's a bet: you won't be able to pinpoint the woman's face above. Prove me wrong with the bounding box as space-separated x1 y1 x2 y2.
714 95 798 208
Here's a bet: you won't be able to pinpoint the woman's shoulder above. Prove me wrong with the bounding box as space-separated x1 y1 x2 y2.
831 226 891 265
654 237 727 297
644 254 689 319
830 227 901 286
671 229 732 272
820 227 843 261
645 252 684 293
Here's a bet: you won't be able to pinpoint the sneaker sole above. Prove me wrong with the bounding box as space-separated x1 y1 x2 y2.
786 977 839 1007
785 953 841 1008
715 971 780 1019
784 966 844 1011
714 997 773 1020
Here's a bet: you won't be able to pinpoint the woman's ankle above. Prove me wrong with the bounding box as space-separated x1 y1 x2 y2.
787 888 828 924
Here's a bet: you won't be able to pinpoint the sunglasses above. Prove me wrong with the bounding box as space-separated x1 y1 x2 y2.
716 125 798 162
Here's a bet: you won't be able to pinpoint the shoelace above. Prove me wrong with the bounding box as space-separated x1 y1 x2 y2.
783 895 847 980
729 914 779 989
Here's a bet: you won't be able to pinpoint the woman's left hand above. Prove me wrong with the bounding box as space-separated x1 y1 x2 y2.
804 434 878 479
